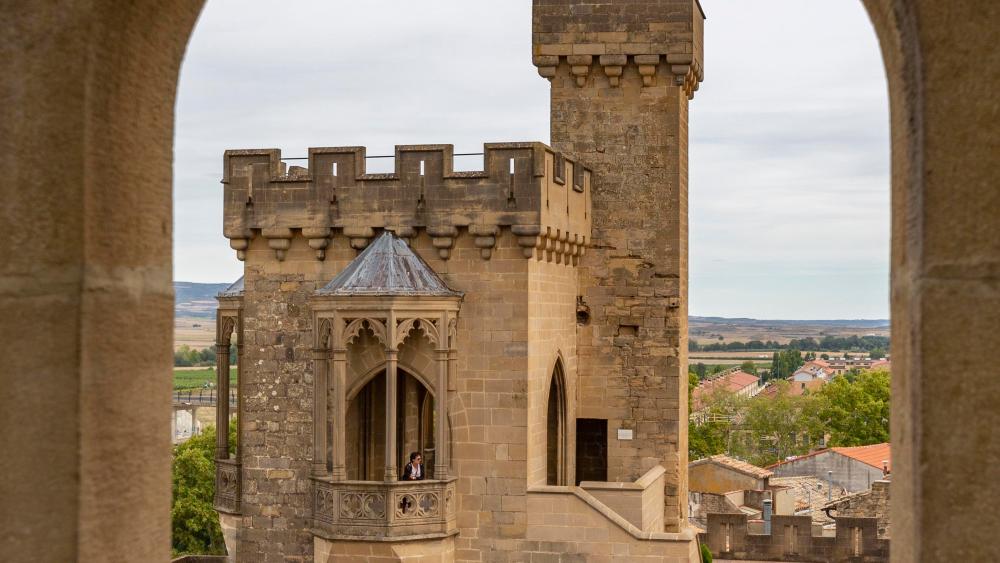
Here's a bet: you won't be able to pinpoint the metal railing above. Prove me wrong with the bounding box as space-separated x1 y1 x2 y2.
172 388 238 407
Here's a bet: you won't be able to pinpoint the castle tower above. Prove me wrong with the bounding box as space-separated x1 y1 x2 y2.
212 4 704 561
533 0 706 531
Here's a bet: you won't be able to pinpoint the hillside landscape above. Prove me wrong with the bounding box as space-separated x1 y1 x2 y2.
174 282 890 356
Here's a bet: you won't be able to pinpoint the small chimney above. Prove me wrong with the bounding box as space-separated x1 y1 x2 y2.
762 498 773 535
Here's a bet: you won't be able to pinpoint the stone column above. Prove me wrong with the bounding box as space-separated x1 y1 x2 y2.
331 348 348 480
215 342 230 460
434 349 449 479
312 347 328 477
384 349 399 481
235 341 243 460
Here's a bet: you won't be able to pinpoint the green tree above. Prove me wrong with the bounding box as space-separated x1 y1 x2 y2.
172 421 236 556
728 382 823 466
769 349 805 381
817 370 890 446
739 360 757 376
689 388 747 460
694 362 707 380
688 370 700 404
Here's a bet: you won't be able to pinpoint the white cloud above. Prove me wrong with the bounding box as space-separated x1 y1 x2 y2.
174 0 889 319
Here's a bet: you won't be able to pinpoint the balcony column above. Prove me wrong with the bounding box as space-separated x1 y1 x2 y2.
330 348 348 480
384 348 399 481
312 347 329 477
215 341 230 460
434 348 449 479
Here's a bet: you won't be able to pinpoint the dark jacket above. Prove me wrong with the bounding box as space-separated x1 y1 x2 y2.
401 462 425 481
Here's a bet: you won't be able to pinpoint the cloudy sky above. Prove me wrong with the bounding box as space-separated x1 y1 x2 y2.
174 1 889 319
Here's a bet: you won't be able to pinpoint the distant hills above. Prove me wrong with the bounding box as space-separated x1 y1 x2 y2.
175 282 229 318
174 283 890 338
690 316 889 328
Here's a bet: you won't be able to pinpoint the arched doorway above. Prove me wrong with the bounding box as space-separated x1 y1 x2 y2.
346 368 435 481
546 361 568 486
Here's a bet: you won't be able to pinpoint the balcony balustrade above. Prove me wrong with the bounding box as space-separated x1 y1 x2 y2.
312 477 457 540
214 459 241 514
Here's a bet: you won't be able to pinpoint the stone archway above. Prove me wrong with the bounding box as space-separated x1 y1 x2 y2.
2 2 997 561
546 359 568 486
345 368 436 481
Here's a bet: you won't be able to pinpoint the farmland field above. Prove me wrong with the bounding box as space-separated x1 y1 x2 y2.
175 315 216 350
174 367 236 391
688 318 889 368
689 316 889 346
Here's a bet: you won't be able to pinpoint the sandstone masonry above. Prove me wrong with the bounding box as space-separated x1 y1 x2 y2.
213 2 706 562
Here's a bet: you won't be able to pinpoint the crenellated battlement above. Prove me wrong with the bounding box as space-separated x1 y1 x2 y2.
532 0 705 97
222 143 592 264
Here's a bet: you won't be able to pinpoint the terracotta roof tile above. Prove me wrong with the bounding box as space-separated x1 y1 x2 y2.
831 443 891 471
692 369 760 409
767 443 891 472
690 454 773 480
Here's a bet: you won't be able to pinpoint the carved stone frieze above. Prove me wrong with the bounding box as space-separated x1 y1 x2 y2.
311 478 457 540
214 460 241 515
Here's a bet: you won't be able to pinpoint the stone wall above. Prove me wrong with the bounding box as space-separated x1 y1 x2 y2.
314 534 455 563
828 480 890 538
534 0 705 531
689 463 767 496
705 513 889 562
526 256 579 488
526 486 699 562
238 235 344 561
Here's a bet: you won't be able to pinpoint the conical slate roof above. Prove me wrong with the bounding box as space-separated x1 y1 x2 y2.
218 276 244 297
317 232 462 297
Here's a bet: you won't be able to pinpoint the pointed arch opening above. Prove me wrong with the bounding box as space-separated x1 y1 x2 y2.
546 359 569 486
345 367 436 481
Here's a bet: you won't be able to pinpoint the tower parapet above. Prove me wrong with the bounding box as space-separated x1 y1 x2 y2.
222 142 591 264
532 0 705 97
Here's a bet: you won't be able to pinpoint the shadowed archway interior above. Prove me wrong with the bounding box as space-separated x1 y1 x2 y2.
546 360 568 486
346 368 435 481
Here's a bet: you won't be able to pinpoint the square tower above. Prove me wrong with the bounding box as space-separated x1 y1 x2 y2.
533 0 706 531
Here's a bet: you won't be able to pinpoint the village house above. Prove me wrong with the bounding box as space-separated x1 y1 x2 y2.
825 356 891 375
691 368 763 414
768 443 891 493
791 360 836 382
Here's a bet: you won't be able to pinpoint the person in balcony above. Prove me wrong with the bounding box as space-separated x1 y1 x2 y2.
401 451 425 481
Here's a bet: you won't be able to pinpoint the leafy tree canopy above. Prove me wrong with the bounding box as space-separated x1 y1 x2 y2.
172 420 236 556
689 369 890 467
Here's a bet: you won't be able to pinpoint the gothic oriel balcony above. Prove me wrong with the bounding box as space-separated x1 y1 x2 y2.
312 477 457 540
